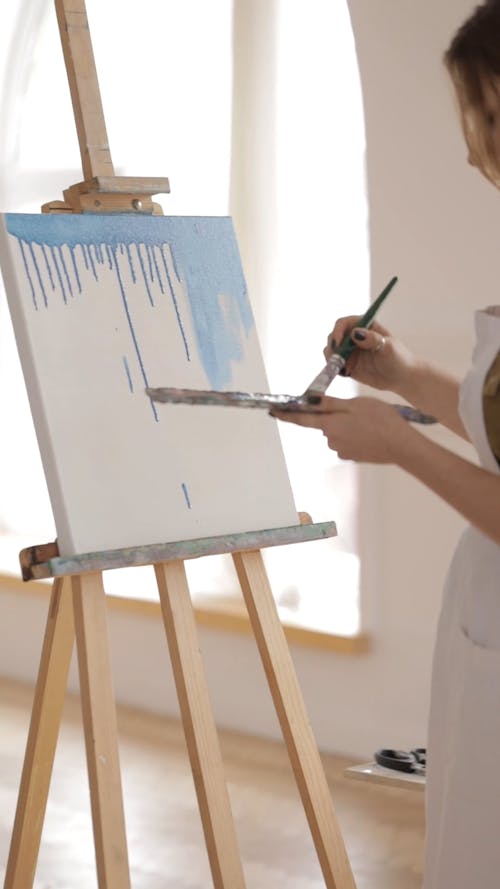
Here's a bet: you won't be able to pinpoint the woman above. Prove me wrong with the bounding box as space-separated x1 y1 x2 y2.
272 2 500 887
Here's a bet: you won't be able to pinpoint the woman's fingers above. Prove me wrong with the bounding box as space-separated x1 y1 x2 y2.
269 410 323 428
351 327 388 354
270 396 411 465
324 317 391 358
270 396 346 427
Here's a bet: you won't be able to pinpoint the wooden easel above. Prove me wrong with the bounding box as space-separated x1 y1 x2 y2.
3 3 357 887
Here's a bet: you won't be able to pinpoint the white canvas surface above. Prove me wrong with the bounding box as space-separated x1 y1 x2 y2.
0 213 297 556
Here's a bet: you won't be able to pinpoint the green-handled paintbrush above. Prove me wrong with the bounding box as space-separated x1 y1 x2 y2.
146 276 436 422
300 275 398 401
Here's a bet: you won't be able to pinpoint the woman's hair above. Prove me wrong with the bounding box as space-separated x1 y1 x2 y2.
445 0 500 184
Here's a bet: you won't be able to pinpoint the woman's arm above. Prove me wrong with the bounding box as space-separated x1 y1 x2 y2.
396 420 500 545
272 396 500 545
325 316 470 440
392 359 469 440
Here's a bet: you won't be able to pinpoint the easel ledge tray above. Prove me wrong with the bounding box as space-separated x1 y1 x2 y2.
20 519 337 581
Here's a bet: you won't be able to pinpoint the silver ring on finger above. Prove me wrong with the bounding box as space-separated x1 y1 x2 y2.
373 335 386 354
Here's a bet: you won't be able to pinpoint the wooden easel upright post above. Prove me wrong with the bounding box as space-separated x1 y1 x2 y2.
3 3 357 888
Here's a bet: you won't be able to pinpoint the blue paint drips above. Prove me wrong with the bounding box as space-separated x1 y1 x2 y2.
136 244 154 306
27 242 48 307
125 243 136 284
109 244 159 422
6 213 254 391
181 482 192 509
122 356 134 393
69 245 82 294
87 244 98 281
50 246 68 304
41 244 56 292
159 245 190 361
57 244 74 299
19 241 38 310
150 245 164 295
146 243 155 283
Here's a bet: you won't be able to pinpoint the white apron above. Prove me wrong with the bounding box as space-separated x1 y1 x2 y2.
424 307 500 889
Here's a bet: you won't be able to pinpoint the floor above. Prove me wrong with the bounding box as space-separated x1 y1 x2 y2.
0 677 424 889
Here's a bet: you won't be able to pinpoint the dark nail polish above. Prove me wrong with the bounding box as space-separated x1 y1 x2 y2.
306 394 322 405
354 330 366 341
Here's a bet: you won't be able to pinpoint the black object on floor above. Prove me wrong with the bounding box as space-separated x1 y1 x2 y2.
374 748 426 775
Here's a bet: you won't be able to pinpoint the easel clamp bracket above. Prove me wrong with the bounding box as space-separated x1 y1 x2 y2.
42 176 170 215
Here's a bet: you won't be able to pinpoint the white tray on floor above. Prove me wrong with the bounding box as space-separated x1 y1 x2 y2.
345 762 425 792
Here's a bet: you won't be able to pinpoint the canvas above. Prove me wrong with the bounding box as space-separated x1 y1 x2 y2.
0 213 298 556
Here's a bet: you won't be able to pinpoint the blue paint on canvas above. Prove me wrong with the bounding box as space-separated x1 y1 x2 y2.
122 356 134 393
181 482 192 509
5 214 254 392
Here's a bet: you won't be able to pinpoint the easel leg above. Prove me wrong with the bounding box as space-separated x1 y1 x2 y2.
155 561 246 889
72 572 131 889
4 577 75 889
233 551 357 889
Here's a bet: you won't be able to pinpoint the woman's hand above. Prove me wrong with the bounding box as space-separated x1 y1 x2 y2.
327 316 416 393
326 316 469 439
272 395 500 548
272 395 416 464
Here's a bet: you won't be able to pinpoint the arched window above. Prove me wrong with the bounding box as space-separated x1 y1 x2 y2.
0 0 368 638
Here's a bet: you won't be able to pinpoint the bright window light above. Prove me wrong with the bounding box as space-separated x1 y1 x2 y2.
0 0 367 637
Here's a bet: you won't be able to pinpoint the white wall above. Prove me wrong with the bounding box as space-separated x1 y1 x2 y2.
2 0 500 760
